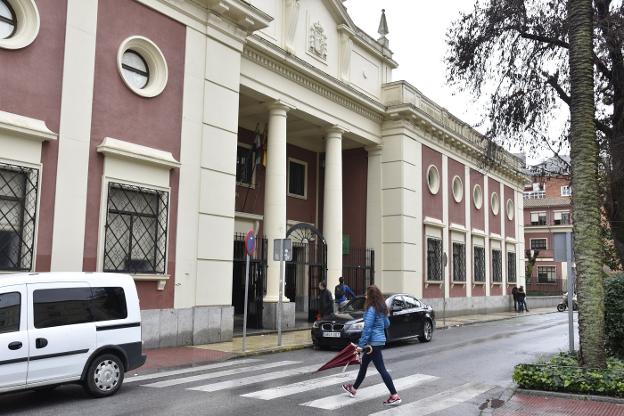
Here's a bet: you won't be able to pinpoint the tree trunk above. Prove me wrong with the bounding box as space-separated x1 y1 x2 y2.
568 0 606 368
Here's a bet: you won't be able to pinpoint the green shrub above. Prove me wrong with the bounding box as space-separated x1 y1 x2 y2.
512 353 624 397
605 272 624 359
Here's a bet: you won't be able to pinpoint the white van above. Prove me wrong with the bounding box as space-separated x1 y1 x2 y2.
0 272 146 397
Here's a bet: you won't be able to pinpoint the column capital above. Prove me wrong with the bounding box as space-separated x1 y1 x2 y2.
365 144 383 156
324 125 347 138
267 100 295 114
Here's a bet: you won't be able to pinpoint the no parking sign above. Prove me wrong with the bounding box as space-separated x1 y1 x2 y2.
244 230 256 256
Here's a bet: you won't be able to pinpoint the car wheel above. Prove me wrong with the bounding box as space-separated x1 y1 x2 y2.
418 320 433 343
83 354 125 398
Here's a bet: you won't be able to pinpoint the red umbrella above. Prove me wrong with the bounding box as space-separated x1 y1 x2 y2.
317 343 369 372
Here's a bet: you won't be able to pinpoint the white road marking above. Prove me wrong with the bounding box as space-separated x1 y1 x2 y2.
141 361 300 388
368 382 493 416
187 364 321 392
300 374 439 410
241 369 379 400
126 359 261 383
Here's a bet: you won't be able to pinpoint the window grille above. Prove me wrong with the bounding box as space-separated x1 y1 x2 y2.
452 242 466 282
103 182 168 274
473 246 485 282
426 237 442 281
0 162 38 271
507 252 517 283
492 249 502 282
236 146 254 185
537 266 556 283
530 239 547 250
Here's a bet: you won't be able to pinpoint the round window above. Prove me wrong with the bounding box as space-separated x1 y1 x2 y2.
426 165 440 194
0 0 16 39
117 36 168 98
491 192 500 215
506 198 514 220
0 0 39 50
121 50 150 89
452 175 463 203
473 184 483 209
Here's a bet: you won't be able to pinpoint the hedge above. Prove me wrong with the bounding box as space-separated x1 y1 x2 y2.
605 272 624 359
513 353 624 397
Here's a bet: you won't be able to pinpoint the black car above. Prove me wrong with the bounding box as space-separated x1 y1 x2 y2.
311 293 436 349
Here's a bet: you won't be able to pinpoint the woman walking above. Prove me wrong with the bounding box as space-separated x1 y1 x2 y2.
342 285 401 406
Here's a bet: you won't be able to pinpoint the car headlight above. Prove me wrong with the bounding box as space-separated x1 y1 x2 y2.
312 321 320 328
347 321 364 331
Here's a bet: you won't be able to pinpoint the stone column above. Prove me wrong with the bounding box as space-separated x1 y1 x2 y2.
323 126 344 292
263 101 291 303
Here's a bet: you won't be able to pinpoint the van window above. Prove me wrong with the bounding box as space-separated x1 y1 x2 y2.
34 287 128 329
0 292 20 334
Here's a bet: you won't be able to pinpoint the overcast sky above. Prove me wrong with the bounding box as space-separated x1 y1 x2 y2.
343 1 556 164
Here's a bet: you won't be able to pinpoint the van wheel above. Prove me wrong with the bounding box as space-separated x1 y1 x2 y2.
84 354 124 398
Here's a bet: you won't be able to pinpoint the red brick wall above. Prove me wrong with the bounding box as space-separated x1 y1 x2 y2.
488 177 501 235
504 186 516 239
448 158 466 226
342 148 368 250
0 0 68 271
470 169 485 231
83 0 186 309
422 146 443 220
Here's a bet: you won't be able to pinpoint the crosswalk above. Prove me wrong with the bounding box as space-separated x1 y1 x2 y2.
127 358 494 415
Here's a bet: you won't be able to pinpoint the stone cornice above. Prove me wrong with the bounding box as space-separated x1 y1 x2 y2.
382 81 527 185
201 0 272 33
244 36 386 123
0 110 57 142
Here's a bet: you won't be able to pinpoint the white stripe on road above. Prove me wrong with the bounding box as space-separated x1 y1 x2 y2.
300 374 438 410
142 361 300 388
241 369 379 400
187 364 321 392
126 359 261 383
368 382 493 416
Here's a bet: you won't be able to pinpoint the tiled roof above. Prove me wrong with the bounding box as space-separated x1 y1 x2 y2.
524 197 572 208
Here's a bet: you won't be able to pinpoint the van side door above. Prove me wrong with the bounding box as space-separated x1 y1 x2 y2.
27 283 96 385
0 285 28 391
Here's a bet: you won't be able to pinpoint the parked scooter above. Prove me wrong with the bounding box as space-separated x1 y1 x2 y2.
557 292 578 312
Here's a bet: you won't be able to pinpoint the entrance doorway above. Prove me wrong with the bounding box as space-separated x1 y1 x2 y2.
232 233 267 331
285 224 327 322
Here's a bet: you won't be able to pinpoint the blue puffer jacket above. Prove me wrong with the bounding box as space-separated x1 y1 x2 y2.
357 306 390 348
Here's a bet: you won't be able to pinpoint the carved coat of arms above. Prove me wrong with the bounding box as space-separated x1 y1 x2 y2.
309 22 327 60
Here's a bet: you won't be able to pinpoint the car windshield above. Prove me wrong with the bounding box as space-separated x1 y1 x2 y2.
341 297 365 312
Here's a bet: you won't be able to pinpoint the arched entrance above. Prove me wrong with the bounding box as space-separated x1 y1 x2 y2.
285 223 327 321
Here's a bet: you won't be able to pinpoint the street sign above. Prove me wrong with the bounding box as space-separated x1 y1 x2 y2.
273 239 293 261
244 230 256 256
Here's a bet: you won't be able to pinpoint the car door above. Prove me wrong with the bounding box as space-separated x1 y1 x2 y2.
387 296 409 339
27 282 96 385
0 285 28 391
404 296 425 336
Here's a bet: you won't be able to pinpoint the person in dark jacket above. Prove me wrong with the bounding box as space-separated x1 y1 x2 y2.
342 285 401 406
511 286 519 312
517 286 529 312
318 281 334 318
335 276 356 308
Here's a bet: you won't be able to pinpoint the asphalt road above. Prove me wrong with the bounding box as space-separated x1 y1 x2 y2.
1 312 577 416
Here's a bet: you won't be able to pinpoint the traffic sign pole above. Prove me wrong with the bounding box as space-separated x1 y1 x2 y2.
278 245 284 347
242 230 256 353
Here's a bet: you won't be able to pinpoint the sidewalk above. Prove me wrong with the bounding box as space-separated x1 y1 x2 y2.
135 307 556 376
493 392 624 416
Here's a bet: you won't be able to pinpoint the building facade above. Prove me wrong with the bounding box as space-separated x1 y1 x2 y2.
0 0 526 348
523 157 572 295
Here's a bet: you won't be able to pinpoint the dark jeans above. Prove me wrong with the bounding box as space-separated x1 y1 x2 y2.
353 346 397 395
518 300 529 312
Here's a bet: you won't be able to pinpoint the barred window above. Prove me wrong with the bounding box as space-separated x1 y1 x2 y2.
452 242 466 282
426 237 442 281
492 249 502 282
538 266 556 283
236 145 254 186
103 183 168 274
473 246 485 282
530 239 547 250
507 252 517 283
0 163 38 271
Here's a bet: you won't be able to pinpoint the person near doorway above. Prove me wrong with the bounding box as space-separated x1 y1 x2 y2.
335 276 356 309
318 281 334 318
511 286 519 312
517 286 529 312
342 285 401 406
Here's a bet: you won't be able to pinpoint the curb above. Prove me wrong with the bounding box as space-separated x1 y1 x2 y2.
230 342 313 358
480 384 518 416
437 310 558 331
517 389 624 405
